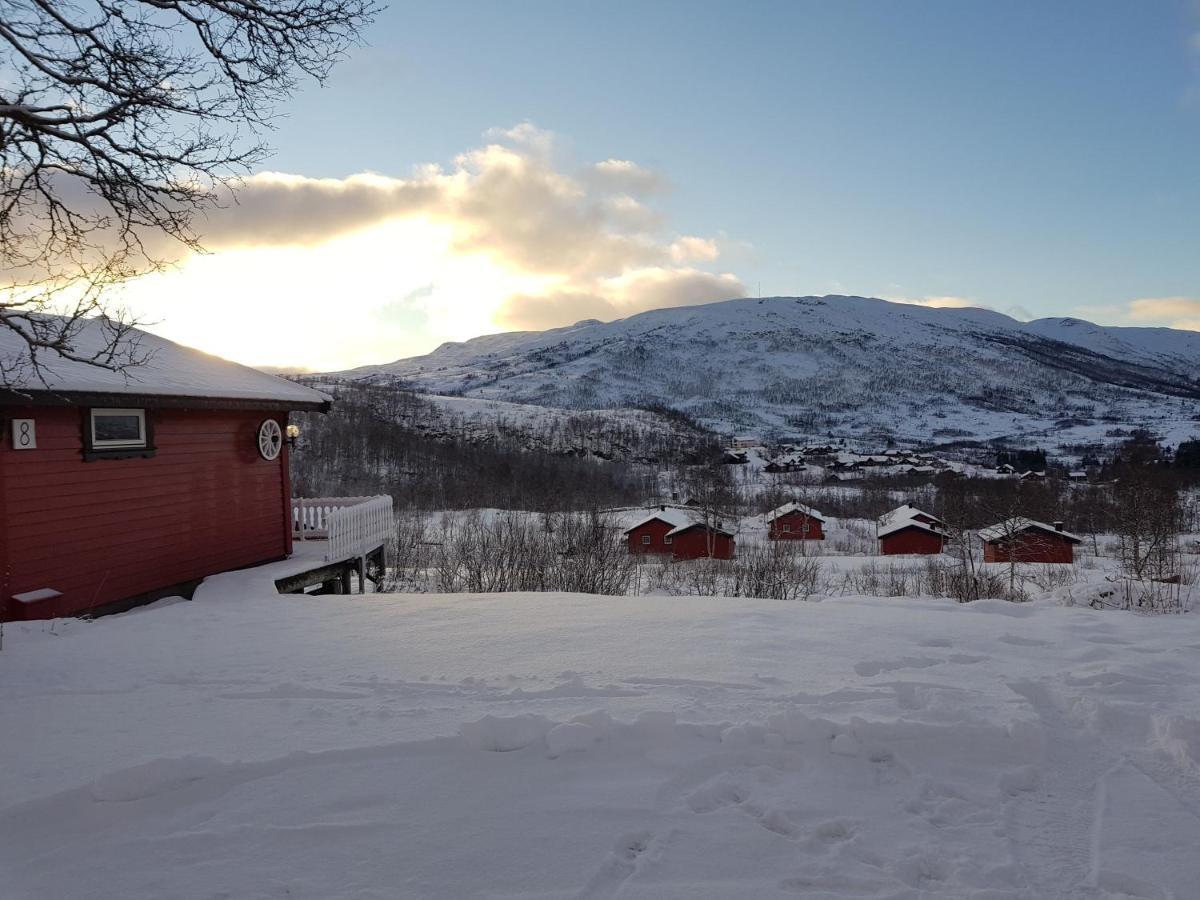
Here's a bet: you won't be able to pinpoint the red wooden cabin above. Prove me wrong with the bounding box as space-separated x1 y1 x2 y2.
624 508 736 561
879 521 946 555
979 518 1081 564
1 317 331 621
765 502 825 540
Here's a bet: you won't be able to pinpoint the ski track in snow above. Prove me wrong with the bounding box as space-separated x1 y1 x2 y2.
3 590 1200 898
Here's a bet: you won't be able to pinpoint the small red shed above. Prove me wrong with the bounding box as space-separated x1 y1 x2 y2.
624 508 735 561
979 518 1081 564
765 501 825 540
1 317 331 622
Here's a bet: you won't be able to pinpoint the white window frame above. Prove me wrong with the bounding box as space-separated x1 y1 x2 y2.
641 534 651 545
781 522 791 533
89 408 147 449
663 535 673 544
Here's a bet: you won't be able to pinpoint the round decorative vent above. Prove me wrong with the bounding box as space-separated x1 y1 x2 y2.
257 419 283 460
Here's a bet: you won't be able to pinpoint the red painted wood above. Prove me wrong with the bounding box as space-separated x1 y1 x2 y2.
768 510 825 540
982 531 1075 563
626 519 676 555
1 405 294 621
669 526 735 561
626 519 735 560
879 526 945 555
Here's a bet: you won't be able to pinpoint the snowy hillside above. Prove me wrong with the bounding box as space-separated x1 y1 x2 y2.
343 296 1200 449
3 587 1199 898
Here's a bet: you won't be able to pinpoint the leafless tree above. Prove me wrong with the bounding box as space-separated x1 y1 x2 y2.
0 0 378 379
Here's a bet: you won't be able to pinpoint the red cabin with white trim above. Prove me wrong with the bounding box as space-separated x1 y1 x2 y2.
0 317 330 621
624 508 736 560
765 501 825 540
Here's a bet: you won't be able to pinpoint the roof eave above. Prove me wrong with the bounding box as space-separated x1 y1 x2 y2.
0 388 332 413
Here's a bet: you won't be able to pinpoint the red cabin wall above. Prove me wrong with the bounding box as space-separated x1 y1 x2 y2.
626 519 675 555
671 528 735 561
880 527 945 556
982 532 1075 564
768 510 824 540
1 405 293 621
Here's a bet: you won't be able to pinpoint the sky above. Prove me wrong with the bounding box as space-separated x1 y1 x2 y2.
118 0 1200 371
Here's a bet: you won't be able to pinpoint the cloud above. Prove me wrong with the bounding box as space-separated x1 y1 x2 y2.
1123 296 1200 331
584 159 666 195
886 295 985 311
185 123 743 331
499 268 744 330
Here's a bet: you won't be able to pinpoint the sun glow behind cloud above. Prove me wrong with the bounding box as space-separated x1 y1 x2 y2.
109 124 744 370
121 217 557 371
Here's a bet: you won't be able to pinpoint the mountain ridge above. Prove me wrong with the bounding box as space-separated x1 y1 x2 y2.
337 296 1200 449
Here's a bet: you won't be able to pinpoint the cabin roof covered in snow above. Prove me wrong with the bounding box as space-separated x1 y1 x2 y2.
765 501 825 523
878 504 944 530
977 517 1082 544
623 507 696 534
0 315 331 409
877 518 944 539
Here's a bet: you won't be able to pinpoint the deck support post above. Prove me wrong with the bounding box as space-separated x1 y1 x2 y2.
356 555 367 594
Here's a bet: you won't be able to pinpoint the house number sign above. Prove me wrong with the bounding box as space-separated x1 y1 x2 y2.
11 419 36 449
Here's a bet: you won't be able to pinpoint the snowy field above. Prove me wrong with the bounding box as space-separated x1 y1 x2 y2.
4 584 1200 899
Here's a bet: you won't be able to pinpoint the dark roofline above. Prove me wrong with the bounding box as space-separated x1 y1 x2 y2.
0 388 331 413
671 522 735 538
981 523 1083 545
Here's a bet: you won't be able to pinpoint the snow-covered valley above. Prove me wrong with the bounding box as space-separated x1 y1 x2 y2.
4 585 1200 899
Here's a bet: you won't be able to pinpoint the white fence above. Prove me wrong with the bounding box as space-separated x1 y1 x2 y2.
292 496 394 563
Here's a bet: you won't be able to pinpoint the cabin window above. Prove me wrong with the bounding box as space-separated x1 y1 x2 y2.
664 536 672 544
781 523 791 532
641 535 651 545
91 409 146 448
84 408 155 460
802 523 811 533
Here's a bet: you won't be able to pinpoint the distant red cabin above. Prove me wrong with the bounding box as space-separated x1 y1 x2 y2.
669 524 735 561
979 519 1081 564
624 509 735 561
1 318 330 622
765 502 825 540
879 523 946 555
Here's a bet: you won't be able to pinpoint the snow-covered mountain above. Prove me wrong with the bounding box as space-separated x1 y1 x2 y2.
341 296 1200 449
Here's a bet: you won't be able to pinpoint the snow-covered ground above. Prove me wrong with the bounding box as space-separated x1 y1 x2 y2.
4 581 1200 899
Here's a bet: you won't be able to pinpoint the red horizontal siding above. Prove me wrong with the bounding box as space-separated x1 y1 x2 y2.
1 405 293 620
768 510 824 540
880 527 945 555
982 531 1075 564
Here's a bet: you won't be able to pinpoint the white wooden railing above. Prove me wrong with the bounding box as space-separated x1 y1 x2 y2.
292 496 394 563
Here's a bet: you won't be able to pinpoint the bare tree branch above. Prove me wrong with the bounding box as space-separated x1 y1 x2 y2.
0 0 379 384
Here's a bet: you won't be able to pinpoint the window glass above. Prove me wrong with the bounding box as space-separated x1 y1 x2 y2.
91 409 146 448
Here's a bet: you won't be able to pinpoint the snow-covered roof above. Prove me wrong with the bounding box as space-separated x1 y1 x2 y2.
667 519 735 538
623 507 695 534
877 518 945 540
978 517 1082 544
765 501 825 523
623 507 735 538
878 504 944 532
0 314 330 409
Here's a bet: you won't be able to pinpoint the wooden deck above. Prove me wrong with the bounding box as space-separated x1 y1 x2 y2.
275 496 393 595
